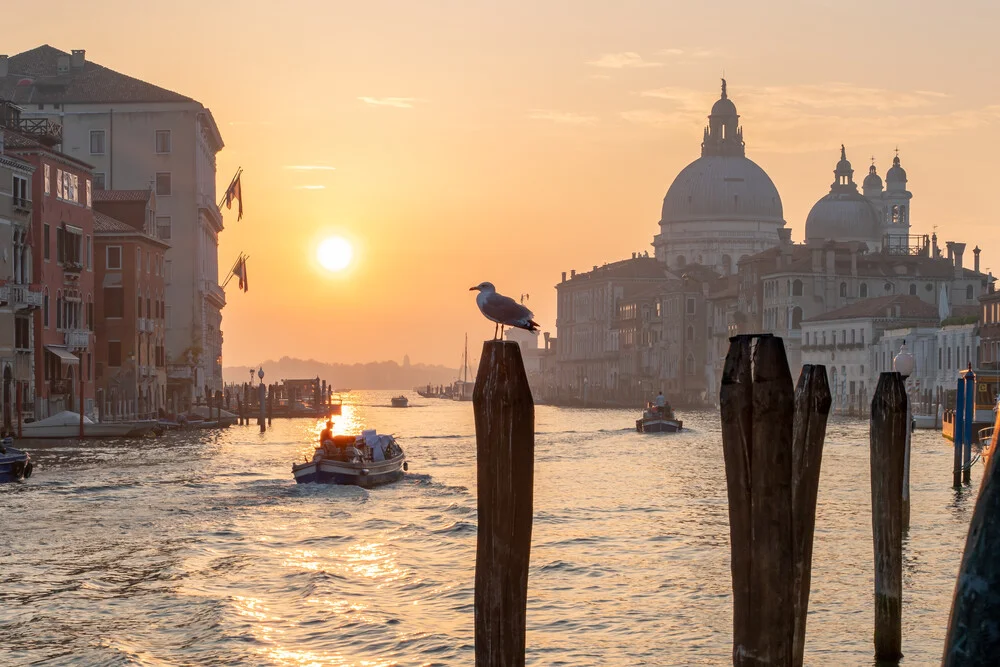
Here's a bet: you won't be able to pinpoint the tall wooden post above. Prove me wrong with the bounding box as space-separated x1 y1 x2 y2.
870 371 907 662
267 385 273 425
16 381 22 438
720 335 830 666
79 362 85 438
258 383 266 433
963 370 975 484
954 376 965 488
942 435 1000 665
472 340 534 667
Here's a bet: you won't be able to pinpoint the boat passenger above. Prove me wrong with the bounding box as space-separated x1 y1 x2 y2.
320 420 334 446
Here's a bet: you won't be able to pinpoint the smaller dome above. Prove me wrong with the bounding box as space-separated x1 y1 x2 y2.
863 164 883 190
886 155 907 183
805 194 881 244
711 97 737 117
835 144 852 175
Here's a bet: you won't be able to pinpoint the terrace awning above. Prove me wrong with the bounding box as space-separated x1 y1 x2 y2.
45 345 79 365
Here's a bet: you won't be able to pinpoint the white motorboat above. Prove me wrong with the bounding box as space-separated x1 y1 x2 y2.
20 411 156 439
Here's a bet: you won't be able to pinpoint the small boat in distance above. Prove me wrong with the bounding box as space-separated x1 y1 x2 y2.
391 395 409 408
636 402 683 433
0 438 32 483
293 430 406 486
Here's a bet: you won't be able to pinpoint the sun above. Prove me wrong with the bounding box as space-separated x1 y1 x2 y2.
317 236 353 271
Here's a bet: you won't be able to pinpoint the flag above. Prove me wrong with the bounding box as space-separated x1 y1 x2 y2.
224 171 243 221
241 256 248 292
233 256 247 292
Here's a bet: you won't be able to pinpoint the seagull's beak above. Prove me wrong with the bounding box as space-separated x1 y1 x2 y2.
469 286 478 291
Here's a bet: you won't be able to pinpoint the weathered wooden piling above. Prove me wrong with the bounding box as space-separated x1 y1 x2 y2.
870 371 908 662
267 385 273 426
954 377 965 488
472 340 534 667
963 369 975 485
720 334 830 667
941 435 1000 665
258 383 266 432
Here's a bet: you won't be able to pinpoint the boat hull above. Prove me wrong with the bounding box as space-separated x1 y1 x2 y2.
292 454 406 487
20 421 157 439
0 447 32 483
636 418 683 433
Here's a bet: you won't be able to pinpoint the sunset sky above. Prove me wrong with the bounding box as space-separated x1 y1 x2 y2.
8 0 1000 367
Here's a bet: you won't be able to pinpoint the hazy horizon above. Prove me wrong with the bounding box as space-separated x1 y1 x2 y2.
9 0 1000 366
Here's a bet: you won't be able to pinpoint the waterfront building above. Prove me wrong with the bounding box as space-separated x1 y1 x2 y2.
653 80 787 275
2 106 94 419
93 189 168 417
979 282 1000 374
0 125 36 427
0 46 227 406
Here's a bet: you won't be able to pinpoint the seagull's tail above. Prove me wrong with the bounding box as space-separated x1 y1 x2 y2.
527 319 540 332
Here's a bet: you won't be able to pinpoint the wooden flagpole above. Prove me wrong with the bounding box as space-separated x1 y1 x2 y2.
218 167 243 209
221 253 249 290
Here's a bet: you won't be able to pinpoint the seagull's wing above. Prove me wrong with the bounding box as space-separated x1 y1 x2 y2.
483 292 534 323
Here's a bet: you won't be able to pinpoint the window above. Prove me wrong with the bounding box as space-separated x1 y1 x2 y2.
791 307 803 330
686 325 694 342
106 246 122 270
86 236 92 269
155 172 172 196
156 216 171 240
839 282 847 298
56 169 64 199
155 130 171 154
44 164 50 196
165 305 172 328
967 285 974 300
104 287 124 318
56 294 62 329
136 247 141 271
12 174 29 207
87 300 93 330
43 224 50 260
57 227 83 266
860 283 868 298
792 279 803 297
108 341 122 367
90 130 106 155
86 179 92 208
685 354 696 376
137 295 143 317
147 251 151 274
164 260 172 284
93 172 106 190
909 283 917 296
686 298 695 314
43 293 49 328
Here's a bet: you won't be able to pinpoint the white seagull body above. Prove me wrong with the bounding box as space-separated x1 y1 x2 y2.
470 282 540 339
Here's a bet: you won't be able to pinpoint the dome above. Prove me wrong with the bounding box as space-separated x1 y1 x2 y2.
886 155 907 184
711 97 738 117
661 155 784 225
805 193 881 244
863 164 883 190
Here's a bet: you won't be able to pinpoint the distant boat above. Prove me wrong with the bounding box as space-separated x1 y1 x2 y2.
0 439 32 482
292 431 407 486
20 411 156 439
391 395 409 408
335 388 351 393
636 405 683 433
453 333 473 401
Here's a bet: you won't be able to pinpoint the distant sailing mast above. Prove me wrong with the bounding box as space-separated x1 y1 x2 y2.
462 333 469 399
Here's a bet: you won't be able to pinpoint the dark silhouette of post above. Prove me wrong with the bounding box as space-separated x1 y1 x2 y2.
267 384 273 426
954 376 965 488
472 340 534 667
258 383 266 433
963 368 975 484
870 372 908 662
720 334 830 667
237 396 243 426
942 440 1000 665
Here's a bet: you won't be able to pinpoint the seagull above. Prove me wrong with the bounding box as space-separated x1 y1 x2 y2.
470 282 540 339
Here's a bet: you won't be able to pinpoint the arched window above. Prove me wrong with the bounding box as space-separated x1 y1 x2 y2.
884 282 894 294
892 205 900 224
791 307 803 330
860 283 868 298
909 283 917 296
686 325 694 342
966 285 974 300
676 255 686 268
792 279 803 297
899 205 907 223
840 282 847 298
685 354 695 376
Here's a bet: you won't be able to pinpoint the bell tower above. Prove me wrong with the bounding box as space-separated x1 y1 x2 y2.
701 79 745 158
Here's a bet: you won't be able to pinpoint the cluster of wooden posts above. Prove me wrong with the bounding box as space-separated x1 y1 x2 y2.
470 335 1000 666
228 384 271 432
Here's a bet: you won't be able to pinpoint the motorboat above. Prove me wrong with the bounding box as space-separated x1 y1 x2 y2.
391 395 409 408
292 430 407 487
636 406 683 433
0 439 32 482
20 411 156 439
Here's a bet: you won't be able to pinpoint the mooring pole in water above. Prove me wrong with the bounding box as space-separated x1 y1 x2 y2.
472 340 533 667
942 433 1000 665
720 335 830 667
870 372 907 663
258 382 266 433
963 368 976 484
954 376 966 488
267 384 273 426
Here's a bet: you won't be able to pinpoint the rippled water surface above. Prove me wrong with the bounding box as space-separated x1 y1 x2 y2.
0 391 982 666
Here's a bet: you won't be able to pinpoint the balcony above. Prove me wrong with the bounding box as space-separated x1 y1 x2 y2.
203 280 226 309
199 194 224 231
62 260 84 275
64 329 90 350
50 378 72 395
11 284 44 310
138 318 155 334
167 365 192 380
12 197 32 214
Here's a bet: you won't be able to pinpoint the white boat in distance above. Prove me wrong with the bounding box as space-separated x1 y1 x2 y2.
20 411 156 439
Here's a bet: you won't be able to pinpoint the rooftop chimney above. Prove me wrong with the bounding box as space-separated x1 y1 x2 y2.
974 246 982 273
544 332 551 349
561 271 566 283
954 242 966 278
0 55 8 78
57 55 70 74
777 228 792 243
570 269 576 278
946 241 955 263
593 265 598 272
932 233 940 259
71 49 86 69
631 252 636 259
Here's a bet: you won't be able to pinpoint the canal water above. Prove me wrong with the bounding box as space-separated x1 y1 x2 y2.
0 391 980 666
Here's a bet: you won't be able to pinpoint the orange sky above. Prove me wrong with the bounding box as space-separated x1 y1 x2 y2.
8 0 1000 367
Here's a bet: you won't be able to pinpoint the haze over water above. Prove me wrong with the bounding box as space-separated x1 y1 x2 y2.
1 393 978 665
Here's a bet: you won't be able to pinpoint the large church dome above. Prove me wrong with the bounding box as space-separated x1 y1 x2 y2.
805 146 881 244
660 79 784 227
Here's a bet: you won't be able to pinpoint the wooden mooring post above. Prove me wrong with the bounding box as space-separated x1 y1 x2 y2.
869 372 908 663
941 427 1000 665
472 340 534 667
720 334 831 666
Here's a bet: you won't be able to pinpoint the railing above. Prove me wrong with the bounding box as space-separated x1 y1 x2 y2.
62 260 83 274
167 365 192 380
12 197 31 213
65 329 90 350
138 318 154 333
11 284 43 309
203 280 226 307
0 284 8 305
198 194 224 228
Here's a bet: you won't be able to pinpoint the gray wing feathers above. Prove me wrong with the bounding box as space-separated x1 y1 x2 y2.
483 292 534 323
